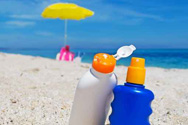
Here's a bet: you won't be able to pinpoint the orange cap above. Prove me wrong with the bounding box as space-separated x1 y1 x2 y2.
92 53 116 74
126 57 146 85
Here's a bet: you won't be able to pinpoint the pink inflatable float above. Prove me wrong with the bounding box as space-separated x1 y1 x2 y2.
57 45 74 61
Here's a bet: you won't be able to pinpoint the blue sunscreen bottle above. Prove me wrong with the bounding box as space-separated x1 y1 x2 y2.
109 57 154 125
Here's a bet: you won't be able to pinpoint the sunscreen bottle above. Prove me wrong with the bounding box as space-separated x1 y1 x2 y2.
109 57 154 125
69 53 117 125
69 45 136 125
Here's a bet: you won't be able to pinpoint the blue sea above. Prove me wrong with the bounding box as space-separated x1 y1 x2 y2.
1 48 188 69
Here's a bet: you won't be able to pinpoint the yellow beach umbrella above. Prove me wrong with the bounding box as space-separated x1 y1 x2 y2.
42 3 94 45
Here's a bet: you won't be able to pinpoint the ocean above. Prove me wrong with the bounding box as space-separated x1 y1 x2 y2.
1 48 188 69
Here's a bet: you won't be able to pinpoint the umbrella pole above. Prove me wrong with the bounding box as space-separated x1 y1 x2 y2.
64 19 68 46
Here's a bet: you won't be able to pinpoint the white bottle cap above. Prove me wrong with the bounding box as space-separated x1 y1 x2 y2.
113 45 136 60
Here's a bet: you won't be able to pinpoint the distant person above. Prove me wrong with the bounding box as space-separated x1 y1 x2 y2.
56 45 74 62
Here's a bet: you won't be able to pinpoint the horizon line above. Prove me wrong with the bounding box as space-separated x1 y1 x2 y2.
0 47 188 50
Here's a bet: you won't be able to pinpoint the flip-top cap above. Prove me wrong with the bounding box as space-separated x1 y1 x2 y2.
92 53 116 74
126 57 146 84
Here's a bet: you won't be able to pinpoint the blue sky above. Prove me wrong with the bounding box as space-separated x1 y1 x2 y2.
0 0 188 49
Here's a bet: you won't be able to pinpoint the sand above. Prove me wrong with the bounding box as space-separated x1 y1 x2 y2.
0 53 187 125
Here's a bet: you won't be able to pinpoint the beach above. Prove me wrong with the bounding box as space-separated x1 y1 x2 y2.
0 53 187 125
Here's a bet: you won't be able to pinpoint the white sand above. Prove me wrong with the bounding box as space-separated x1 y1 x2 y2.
0 53 187 125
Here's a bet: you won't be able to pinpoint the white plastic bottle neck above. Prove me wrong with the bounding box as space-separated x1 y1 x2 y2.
90 67 113 79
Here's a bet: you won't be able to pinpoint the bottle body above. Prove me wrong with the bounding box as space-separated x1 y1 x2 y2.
69 68 117 125
109 83 154 125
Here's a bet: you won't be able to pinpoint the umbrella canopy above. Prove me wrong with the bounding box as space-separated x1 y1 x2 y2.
41 3 94 45
42 3 94 20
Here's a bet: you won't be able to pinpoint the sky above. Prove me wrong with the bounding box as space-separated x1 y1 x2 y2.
0 0 188 49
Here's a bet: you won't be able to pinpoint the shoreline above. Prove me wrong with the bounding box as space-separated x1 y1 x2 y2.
1 52 188 70
0 53 187 124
